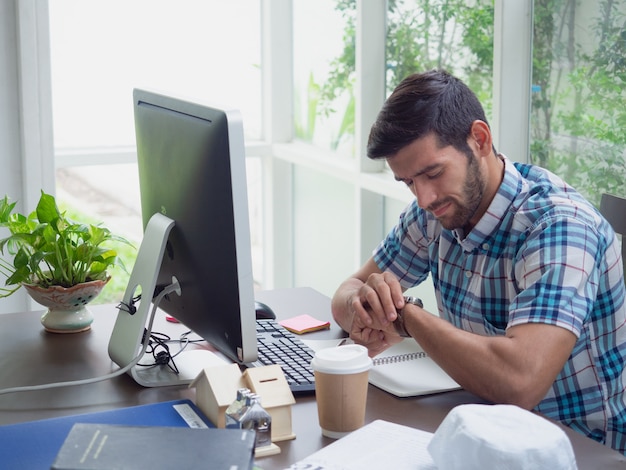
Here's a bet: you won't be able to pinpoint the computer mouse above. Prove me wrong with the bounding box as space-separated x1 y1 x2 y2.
255 301 276 320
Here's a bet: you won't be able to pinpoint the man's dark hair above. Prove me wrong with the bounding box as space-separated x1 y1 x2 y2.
367 69 491 160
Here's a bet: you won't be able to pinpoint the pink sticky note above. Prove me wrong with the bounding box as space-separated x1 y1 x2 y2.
279 314 331 334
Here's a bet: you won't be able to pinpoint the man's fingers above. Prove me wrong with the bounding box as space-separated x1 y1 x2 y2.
367 272 402 323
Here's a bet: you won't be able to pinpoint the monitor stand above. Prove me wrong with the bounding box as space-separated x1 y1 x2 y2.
107 213 226 387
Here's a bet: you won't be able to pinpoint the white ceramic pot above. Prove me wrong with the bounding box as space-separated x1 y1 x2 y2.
23 278 109 333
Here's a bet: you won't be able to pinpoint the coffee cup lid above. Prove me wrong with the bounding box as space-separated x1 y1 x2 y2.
311 344 372 374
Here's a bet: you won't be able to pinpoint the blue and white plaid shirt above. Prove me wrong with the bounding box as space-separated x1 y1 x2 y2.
374 156 626 454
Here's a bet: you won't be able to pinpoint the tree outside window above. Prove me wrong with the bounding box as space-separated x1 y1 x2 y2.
531 0 626 207
296 0 494 156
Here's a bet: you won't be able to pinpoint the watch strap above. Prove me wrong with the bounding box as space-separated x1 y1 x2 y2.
393 296 423 337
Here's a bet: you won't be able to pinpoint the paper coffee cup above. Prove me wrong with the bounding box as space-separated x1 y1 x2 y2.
311 344 372 438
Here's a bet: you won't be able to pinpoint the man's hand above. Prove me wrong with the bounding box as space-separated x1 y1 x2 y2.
352 271 406 329
331 258 406 340
349 304 404 357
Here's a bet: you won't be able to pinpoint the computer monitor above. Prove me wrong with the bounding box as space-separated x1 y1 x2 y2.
108 89 257 387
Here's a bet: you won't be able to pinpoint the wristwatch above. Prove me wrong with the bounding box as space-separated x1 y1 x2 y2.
393 296 423 338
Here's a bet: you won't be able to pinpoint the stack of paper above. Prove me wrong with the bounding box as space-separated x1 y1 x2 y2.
286 420 436 470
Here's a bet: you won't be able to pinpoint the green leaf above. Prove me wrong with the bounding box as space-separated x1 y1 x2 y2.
0 196 17 224
5 265 30 286
13 247 30 270
35 191 62 225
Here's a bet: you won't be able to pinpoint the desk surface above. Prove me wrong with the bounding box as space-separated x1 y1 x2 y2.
0 287 624 468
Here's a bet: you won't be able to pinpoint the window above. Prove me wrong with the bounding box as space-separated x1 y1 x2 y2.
385 0 494 107
42 0 620 305
530 0 626 207
292 0 495 159
48 0 262 302
292 0 353 154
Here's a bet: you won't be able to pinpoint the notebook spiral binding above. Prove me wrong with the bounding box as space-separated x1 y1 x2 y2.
373 350 428 366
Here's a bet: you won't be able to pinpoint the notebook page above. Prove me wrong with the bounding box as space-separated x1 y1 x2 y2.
368 339 461 397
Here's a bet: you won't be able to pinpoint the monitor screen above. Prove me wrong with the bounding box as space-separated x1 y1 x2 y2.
108 89 257 386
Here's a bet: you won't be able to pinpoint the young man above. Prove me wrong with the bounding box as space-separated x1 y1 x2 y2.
331 70 626 453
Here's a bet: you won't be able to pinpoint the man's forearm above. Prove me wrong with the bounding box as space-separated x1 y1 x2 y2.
401 304 575 409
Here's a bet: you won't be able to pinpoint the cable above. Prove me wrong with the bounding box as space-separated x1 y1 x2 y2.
0 280 181 396
134 327 208 373
136 331 180 374
116 294 142 315
170 330 204 357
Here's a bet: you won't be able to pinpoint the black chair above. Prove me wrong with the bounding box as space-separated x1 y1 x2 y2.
600 193 626 281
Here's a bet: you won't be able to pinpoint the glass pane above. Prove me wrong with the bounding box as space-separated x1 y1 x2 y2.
530 0 626 207
385 0 495 115
56 163 141 304
49 1 263 302
49 0 262 149
293 0 354 155
293 168 356 296
56 157 263 304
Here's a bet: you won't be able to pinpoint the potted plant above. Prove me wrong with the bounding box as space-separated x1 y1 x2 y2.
0 191 131 333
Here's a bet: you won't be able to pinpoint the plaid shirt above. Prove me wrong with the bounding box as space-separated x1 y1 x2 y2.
374 156 626 454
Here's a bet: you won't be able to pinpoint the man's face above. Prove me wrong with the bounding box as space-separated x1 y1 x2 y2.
388 133 486 232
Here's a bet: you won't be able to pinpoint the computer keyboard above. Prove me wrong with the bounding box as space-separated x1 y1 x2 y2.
251 318 316 393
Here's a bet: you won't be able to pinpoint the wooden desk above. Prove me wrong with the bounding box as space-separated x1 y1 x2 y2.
0 287 624 468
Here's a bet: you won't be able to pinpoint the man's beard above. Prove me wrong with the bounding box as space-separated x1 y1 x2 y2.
431 155 485 232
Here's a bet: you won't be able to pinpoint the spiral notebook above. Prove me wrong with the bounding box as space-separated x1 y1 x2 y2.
368 339 461 397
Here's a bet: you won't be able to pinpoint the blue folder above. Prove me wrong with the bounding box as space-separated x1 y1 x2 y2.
0 399 214 469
